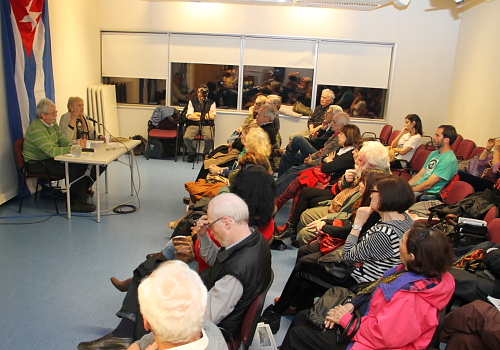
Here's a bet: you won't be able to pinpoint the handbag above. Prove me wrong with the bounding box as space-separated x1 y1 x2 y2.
318 247 356 282
308 219 345 255
306 286 361 343
171 236 195 263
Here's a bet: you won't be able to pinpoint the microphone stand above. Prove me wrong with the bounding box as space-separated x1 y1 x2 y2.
194 95 208 169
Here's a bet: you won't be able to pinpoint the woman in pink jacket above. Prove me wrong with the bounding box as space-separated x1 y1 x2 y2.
280 222 456 350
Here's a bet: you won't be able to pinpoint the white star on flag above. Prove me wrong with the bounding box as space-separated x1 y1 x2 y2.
20 0 41 32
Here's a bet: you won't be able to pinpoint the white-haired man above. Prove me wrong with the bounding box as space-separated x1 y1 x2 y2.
129 261 226 350
22 98 96 212
78 193 272 350
295 141 391 245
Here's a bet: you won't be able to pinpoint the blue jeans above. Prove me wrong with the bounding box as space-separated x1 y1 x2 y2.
278 135 317 176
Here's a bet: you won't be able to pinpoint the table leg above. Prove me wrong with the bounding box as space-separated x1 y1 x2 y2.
130 153 134 196
105 167 108 194
65 162 71 219
96 164 101 223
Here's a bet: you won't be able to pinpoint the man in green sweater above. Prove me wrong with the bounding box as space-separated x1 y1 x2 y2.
22 98 96 212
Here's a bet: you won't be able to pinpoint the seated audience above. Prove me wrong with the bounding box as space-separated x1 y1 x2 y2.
278 140 391 237
408 125 458 196
129 261 226 350
280 222 455 350
183 85 216 162
77 193 272 349
278 108 346 176
59 96 104 141
275 124 361 240
297 168 387 246
388 114 423 169
294 88 334 138
22 98 95 212
439 299 500 350
265 94 282 146
171 72 192 105
262 176 415 333
458 137 500 192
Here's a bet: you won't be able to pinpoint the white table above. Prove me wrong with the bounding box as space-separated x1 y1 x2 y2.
55 139 140 222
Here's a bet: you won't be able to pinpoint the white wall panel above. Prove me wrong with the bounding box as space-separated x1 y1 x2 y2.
170 34 241 65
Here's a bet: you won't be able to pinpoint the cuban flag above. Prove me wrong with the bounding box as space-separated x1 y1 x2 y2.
1 0 55 144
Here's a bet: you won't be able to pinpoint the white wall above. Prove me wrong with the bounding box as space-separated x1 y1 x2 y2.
49 0 101 118
446 0 500 144
100 0 460 138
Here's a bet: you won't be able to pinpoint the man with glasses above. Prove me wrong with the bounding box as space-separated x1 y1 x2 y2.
78 193 272 350
22 98 96 212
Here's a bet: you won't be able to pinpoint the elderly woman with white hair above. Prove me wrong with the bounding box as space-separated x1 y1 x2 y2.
59 96 104 141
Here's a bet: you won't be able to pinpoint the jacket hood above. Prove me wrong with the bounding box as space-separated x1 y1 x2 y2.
380 270 455 310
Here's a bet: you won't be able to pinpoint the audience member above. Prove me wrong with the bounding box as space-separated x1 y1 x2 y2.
280 223 455 350
129 261 226 350
439 299 500 350
408 125 458 196
22 98 96 212
458 137 500 192
77 193 272 349
277 109 347 177
300 88 334 138
59 97 104 141
183 85 217 162
350 90 367 116
171 72 191 105
388 114 423 169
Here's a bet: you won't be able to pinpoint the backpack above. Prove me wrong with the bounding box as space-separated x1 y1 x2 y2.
147 139 164 159
130 135 147 156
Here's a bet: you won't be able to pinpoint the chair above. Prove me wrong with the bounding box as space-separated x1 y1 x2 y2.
450 134 463 153
222 270 274 350
487 218 500 244
469 146 485 159
387 130 400 146
484 206 498 225
182 133 205 163
444 181 474 205
13 138 64 214
455 139 476 160
147 117 181 161
394 148 431 181
362 124 392 145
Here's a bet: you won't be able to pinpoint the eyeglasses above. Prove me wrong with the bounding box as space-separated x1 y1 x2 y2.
370 189 379 193
207 217 223 230
45 110 57 116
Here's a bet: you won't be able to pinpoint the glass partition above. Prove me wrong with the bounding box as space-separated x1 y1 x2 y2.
102 77 166 105
316 85 387 119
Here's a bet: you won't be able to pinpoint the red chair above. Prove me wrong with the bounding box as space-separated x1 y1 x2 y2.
147 118 181 161
455 139 476 160
469 146 485 159
13 138 64 214
362 124 393 145
222 270 274 350
487 218 500 244
444 181 474 205
484 206 498 225
394 148 431 181
387 130 400 146
450 134 463 153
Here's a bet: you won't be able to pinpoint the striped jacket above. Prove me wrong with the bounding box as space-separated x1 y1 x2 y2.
343 213 414 283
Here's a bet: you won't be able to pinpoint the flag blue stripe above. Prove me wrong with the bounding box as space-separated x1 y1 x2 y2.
41 0 54 103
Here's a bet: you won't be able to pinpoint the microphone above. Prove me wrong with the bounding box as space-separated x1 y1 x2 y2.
86 116 102 125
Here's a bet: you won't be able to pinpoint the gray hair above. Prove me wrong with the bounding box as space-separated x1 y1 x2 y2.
138 261 207 345
321 89 335 101
36 98 55 118
334 112 351 126
329 105 344 115
359 141 390 171
266 94 282 110
209 193 249 225
67 96 83 110
260 105 275 122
